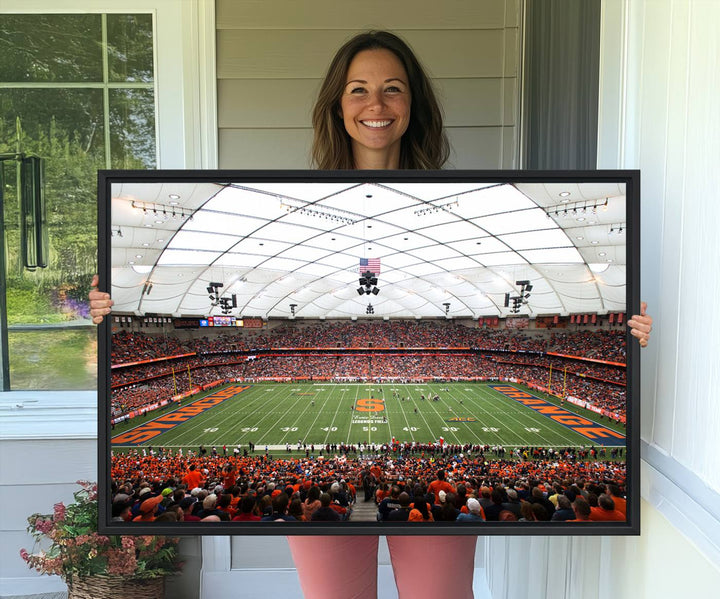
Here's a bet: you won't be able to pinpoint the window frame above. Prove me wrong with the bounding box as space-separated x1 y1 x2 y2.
0 0 216 396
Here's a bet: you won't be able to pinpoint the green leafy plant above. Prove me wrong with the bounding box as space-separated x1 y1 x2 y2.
20 481 182 583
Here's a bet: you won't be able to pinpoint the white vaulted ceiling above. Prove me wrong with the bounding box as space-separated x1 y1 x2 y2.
109 179 627 319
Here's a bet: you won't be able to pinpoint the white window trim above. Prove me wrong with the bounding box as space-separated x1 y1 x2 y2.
0 0 218 169
0 0 217 443
0 0 217 405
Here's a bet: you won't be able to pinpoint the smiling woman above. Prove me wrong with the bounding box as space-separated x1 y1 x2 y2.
311 30 448 170
92 28 651 599
340 49 412 169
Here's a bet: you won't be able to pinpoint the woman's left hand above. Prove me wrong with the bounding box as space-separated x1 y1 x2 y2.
628 301 652 348
89 274 113 324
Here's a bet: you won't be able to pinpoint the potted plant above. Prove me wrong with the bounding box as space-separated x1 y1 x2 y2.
20 481 182 598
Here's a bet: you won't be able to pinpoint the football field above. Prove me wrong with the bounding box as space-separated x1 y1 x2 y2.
111 382 626 452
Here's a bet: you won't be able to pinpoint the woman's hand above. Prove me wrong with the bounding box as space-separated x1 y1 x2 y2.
89 274 113 324
627 301 652 348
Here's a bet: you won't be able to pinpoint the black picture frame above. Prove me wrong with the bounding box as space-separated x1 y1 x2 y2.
98 169 640 536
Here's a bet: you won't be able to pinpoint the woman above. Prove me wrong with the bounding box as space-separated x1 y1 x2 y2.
302 484 322 520
288 497 307 522
408 496 434 522
310 31 447 170
90 29 653 598
518 501 537 522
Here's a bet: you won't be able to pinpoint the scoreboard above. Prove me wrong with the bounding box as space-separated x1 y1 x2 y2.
197 316 264 328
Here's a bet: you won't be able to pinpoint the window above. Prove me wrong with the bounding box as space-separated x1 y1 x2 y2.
0 13 156 389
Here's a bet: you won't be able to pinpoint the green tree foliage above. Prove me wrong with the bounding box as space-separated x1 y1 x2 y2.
1 13 155 325
1 111 102 322
0 14 103 82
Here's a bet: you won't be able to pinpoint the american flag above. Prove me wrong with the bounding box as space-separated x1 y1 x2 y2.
359 257 381 275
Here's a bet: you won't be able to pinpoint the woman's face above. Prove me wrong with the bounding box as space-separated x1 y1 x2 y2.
340 48 411 168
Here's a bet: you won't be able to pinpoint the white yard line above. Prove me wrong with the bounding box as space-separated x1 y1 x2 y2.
453 385 512 446
325 385 354 445
218 385 289 445
488 384 591 447
420 385 464 445
304 387 335 445
253 389 308 445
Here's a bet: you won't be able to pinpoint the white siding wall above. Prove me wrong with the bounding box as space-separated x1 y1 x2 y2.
216 0 521 169
0 396 97 598
614 0 720 492
486 1 720 596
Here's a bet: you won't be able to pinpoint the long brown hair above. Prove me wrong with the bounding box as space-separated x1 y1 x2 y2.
311 31 449 170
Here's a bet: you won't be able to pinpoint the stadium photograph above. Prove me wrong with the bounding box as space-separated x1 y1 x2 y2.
102 173 634 531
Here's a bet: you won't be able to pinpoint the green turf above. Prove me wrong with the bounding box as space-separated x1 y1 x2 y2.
112 382 626 452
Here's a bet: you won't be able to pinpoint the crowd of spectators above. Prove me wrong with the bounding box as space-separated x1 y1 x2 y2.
493 354 626 384
110 449 627 524
113 322 626 365
548 330 626 362
112 330 189 363
111 357 625 421
109 324 626 419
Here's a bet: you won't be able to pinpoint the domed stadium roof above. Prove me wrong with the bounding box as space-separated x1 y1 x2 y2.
109 177 627 320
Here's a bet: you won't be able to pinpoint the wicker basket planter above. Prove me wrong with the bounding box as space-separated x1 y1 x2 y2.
67 575 164 599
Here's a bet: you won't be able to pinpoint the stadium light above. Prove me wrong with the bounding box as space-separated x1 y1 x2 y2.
504 281 533 314
219 294 237 315
357 269 380 298
207 282 224 307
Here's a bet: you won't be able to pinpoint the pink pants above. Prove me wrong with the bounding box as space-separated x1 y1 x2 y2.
287 535 477 599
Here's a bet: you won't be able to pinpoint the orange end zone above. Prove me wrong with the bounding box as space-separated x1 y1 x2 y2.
489 385 625 446
111 384 249 446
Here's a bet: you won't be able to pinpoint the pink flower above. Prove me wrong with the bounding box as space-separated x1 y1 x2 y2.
21 481 180 581
34 518 53 535
42 556 64 576
53 503 66 522
121 536 135 550
107 547 137 576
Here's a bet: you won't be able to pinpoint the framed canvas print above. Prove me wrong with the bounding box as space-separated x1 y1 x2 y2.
97 169 640 535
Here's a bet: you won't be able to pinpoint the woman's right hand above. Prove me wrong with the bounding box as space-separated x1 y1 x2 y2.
89 274 113 324
627 301 653 348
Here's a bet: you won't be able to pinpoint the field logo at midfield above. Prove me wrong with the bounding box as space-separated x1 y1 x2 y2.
112 385 249 446
489 385 625 446
447 417 477 422
355 398 385 412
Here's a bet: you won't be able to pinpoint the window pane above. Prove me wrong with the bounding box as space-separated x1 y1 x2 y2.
1 88 104 285
0 89 106 162
0 13 156 391
110 89 157 168
107 14 155 83
1 89 103 390
8 329 97 390
0 14 102 82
